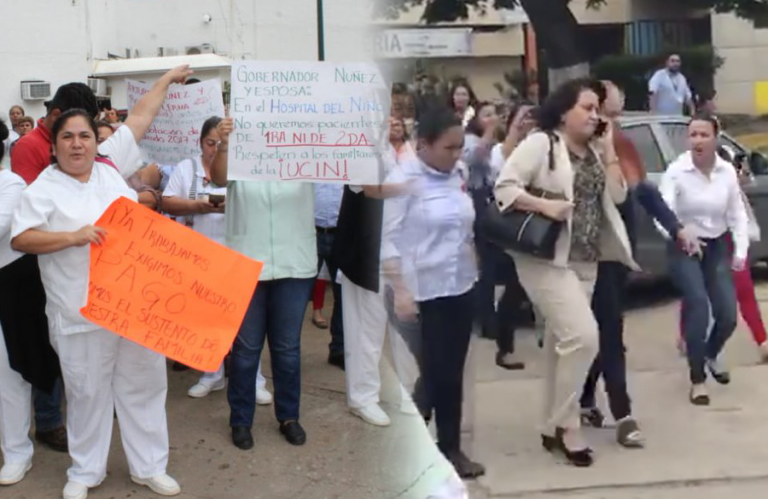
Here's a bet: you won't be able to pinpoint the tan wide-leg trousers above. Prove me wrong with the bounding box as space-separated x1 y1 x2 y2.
515 258 599 434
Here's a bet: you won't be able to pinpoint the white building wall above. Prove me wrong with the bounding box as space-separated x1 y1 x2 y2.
1 0 371 122
0 0 91 121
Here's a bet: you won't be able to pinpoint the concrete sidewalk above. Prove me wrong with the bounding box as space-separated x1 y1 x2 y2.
3 307 450 499
467 288 768 498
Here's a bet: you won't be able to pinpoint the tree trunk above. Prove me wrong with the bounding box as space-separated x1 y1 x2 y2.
548 62 591 91
519 0 589 93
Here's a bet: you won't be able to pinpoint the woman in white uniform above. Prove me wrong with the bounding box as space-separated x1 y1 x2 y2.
163 116 272 403
11 110 180 499
0 119 35 486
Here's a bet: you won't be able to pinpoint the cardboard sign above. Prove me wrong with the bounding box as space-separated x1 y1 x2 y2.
127 79 225 165
81 197 262 372
228 60 391 184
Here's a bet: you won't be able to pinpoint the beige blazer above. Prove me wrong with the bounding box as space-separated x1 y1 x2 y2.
494 131 640 271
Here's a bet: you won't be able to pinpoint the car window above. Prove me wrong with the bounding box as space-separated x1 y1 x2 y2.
718 134 746 157
661 123 689 156
622 124 666 172
663 122 747 158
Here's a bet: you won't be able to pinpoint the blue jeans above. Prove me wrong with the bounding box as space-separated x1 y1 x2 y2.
228 278 314 428
33 378 64 431
316 231 344 356
668 234 737 384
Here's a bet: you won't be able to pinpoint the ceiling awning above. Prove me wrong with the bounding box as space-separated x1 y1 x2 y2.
90 54 232 77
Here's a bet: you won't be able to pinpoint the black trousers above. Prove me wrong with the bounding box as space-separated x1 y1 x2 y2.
580 261 632 421
496 255 528 355
420 290 474 454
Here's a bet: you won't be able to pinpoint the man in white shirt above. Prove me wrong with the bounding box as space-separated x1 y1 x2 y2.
648 53 695 115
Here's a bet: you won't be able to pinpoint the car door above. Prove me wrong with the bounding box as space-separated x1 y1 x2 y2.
658 122 768 263
620 123 669 278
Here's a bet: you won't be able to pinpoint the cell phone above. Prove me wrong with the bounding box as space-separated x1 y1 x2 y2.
594 119 608 137
208 194 225 207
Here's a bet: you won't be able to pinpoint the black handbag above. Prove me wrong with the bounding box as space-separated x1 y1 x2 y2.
480 134 565 260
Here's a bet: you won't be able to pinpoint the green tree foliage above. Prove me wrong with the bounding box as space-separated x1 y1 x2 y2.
372 0 767 24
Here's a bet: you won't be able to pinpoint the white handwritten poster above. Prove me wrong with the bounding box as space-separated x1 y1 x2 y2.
127 79 225 165
228 61 390 184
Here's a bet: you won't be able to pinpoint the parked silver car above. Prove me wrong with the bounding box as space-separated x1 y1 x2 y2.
618 114 768 279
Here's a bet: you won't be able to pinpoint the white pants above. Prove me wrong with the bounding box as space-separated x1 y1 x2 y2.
50 329 169 486
198 362 267 390
341 274 416 409
0 323 33 465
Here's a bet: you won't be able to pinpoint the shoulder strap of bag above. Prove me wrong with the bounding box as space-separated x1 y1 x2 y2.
547 133 556 171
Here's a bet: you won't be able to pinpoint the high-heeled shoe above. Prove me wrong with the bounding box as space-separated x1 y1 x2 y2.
554 428 594 467
541 434 558 452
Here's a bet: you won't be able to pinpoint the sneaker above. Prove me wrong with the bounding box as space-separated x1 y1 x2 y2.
63 481 89 499
131 474 181 496
0 461 32 485
706 358 731 385
187 379 226 398
256 386 273 406
690 383 710 406
351 404 391 427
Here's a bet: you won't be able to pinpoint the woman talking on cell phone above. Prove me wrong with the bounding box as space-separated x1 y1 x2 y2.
162 116 272 403
494 78 637 467
659 112 749 406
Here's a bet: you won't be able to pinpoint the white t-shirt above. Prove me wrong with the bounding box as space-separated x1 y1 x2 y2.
11 127 142 336
163 157 226 245
1 130 20 169
99 125 143 179
0 169 26 269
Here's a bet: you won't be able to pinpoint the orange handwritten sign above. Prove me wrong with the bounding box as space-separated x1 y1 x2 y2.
80 197 263 372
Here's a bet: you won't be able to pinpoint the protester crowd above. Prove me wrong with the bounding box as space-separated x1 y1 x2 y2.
0 54 765 499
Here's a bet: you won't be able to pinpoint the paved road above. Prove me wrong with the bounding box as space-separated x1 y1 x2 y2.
4 308 449 499
467 271 768 498
7 273 768 499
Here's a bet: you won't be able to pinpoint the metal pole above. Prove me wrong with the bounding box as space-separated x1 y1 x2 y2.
317 0 325 61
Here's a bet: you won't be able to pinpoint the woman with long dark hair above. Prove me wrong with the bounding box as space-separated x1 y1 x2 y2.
447 80 478 128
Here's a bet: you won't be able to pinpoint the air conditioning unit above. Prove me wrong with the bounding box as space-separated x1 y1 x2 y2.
87 78 109 97
185 43 215 55
20 81 51 101
157 47 179 57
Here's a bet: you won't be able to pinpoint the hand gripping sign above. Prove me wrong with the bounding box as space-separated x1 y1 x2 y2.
80 197 262 372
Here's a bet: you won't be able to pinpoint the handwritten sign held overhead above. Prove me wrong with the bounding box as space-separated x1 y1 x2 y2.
81 197 262 372
228 61 390 184
127 79 225 165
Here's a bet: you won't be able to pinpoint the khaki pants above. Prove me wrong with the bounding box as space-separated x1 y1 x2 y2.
515 257 599 433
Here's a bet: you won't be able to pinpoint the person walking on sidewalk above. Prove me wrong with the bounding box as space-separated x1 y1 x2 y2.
659 112 749 406
579 81 702 447
382 106 484 478
495 78 638 467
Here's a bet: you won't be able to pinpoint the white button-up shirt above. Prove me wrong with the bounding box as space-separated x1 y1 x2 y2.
11 126 141 336
381 157 477 302
658 151 750 259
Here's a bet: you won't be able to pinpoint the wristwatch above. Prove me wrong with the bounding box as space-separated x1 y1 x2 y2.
216 141 228 153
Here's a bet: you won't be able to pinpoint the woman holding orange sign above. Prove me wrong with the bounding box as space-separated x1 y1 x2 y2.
11 109 182 499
